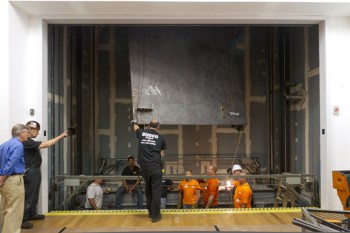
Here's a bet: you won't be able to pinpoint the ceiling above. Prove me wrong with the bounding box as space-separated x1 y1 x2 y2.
9 1 350 24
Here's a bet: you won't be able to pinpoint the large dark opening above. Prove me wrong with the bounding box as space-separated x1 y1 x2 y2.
48 25 320 210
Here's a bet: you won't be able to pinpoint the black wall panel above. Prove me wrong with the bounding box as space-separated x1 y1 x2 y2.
129 26 246 125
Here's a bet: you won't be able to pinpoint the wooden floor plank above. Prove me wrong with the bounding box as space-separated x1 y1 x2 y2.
21 209 302 233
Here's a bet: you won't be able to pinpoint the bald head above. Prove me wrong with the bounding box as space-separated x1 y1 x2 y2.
238 173 248 184
149 119 160 129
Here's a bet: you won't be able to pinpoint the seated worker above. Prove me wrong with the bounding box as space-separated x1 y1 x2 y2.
233 173 253 208
202 165 219 208
115 156 143 209
178 170 201 209
161 178 174 209
85 178 104 210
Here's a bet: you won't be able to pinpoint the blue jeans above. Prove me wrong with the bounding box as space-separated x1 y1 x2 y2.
115 185 143 209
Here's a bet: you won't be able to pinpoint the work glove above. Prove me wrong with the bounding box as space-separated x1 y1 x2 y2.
191 204 197 209
177 203 182 209
131 120 137 126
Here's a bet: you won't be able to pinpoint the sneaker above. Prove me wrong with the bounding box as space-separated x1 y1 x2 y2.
29 214 45 220
151 215 162 223
21 221 33 229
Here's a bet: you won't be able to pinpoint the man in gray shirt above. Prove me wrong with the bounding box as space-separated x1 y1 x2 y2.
85 178 104 210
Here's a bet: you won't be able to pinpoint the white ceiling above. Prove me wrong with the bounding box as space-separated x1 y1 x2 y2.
9 1 350 24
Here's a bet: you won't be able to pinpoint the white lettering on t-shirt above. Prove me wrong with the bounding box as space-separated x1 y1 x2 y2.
141 132 158 146
141 132 159 139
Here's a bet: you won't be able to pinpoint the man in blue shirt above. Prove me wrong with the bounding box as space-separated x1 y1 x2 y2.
0 124 29 233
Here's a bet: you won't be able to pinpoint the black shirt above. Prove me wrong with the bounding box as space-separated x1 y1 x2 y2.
161 179 174 198
136 128 167 168
121 165 141 185
22 138 42 168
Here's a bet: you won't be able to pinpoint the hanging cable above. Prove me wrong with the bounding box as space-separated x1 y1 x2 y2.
136 29 145 122
231 131 244 167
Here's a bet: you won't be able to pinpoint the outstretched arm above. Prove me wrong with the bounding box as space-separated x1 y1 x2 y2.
39 131 68 149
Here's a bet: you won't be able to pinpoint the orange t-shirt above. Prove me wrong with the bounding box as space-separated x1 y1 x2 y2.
178 179 201 205
202 178 219 207
233 182 252 208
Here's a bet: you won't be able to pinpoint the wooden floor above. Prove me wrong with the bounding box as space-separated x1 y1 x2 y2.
21 208 302 233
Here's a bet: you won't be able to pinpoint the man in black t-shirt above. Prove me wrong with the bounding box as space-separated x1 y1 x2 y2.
21 121 68 230
115 156 143 209
131 119 166 223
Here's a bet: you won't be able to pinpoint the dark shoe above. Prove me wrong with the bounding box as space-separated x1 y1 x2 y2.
21 221 33 229
29 214 45 220
151 215 162 223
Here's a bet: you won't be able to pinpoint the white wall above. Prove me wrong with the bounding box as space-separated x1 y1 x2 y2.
0 1 10 142
5 1 350 212
7 3 49 213
8 4 30 125
7 4 47 125
25 16 49 214
320 16 350 210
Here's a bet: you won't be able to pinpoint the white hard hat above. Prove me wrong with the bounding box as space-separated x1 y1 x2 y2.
232 164 242 172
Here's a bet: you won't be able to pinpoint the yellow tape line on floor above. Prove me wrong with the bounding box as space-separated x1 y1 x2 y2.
46 207 305 216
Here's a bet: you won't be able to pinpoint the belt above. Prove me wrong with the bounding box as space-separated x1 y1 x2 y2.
10 173 24 176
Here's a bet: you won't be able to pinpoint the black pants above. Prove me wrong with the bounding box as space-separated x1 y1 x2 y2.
23 167 41 221
141 165 162 218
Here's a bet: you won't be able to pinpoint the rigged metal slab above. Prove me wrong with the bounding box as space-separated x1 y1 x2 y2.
129 26 246 125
